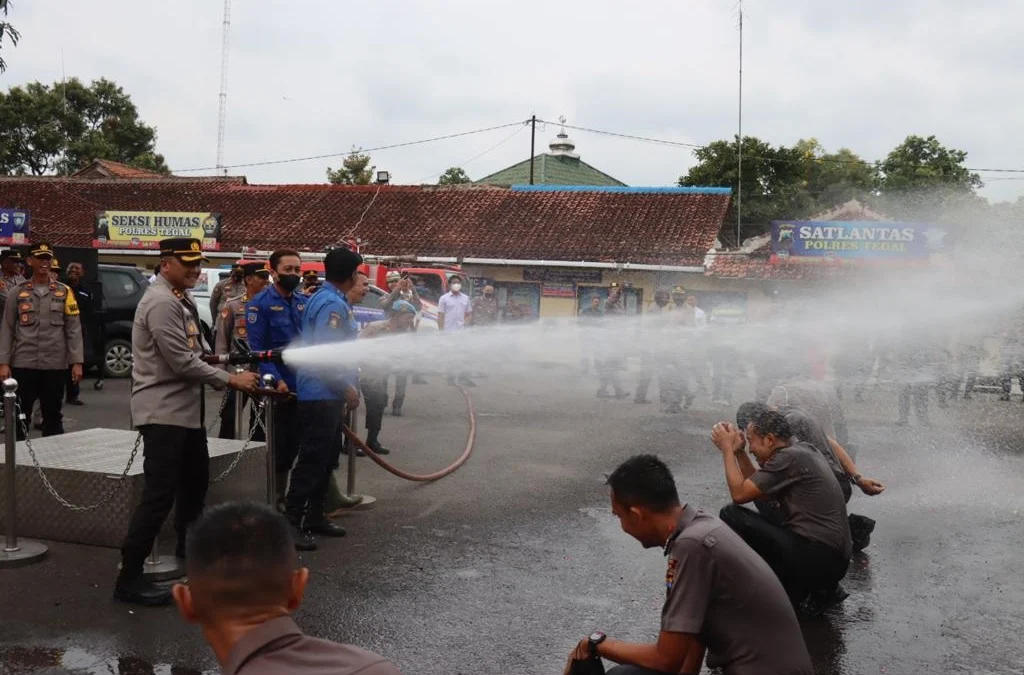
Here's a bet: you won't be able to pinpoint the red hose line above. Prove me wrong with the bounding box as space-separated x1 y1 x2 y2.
341 385 477 482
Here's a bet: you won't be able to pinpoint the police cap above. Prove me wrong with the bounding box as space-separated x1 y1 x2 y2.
671 284 686 295
27 242 55 259
0 249 23 262
159 237 207 263
240 262 267 278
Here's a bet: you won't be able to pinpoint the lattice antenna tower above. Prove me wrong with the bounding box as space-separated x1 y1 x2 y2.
215 0 232 175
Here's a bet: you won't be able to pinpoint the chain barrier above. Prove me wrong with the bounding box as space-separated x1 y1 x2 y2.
205 388 232 435
17 402 142 512
210 395 267 484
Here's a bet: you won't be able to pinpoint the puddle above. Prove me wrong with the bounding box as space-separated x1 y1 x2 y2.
0 646 209 675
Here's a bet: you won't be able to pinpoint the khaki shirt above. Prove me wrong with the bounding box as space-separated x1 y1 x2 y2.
0 273 26 316
224 616 401 675
210 276 244 317
473 296 499 325
358 319 392 384
131 275 230 428
215 293 251 357
0 279 84 370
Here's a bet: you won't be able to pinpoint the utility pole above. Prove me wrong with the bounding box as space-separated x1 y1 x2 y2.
216 0 232 176
529 114 537 185
736 0 744 247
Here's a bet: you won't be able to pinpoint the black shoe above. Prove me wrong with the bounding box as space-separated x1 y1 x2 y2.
849 513 876 552
367 441 391 455
114 575 173 607
1000 393 1010 401
286 516 317 550
634 397 651 404
66 398 84 406
597 389 611 399
303 518 346 537
799 584 849 618
963 392 972 400
340 445 366 457
391 406 403 417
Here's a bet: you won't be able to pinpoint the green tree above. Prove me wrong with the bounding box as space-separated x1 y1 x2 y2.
792 138 876 209
0 0 19 73
438 166 471 185
874 135 983 220
0 77 169 175
326 150 374 185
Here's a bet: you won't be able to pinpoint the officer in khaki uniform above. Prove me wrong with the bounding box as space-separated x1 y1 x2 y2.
208 263 244 319
0 248 26 316
215 262 269 440
0 243 83 438
115 238 260 607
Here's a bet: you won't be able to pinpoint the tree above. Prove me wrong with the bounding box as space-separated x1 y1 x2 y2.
0 77 169 175
0 0 19 73
438 166 471 185
792 138 876 209
874 135 983 220
326 150 374 185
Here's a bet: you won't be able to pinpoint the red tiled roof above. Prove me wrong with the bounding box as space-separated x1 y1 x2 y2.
705 252 855 280
0 179 730 265
70 159 169 179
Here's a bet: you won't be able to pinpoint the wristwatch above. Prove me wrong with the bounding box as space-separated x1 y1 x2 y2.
588 631 607 657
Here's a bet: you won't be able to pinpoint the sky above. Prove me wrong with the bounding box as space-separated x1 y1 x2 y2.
3 0 1023 202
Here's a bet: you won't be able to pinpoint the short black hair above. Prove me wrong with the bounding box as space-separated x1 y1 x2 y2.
736 401 770 430
324 247 363 283
269 249 301 271
749 410 792 441
185 501 296 609
606 454 680 512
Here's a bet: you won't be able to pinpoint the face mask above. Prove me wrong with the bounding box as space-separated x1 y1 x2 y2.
278 273 301 292
450 283 462 292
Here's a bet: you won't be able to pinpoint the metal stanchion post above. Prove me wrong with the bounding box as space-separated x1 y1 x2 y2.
233 366 245 440
343 407 375 508
141 541 182 581
0 378 47 568
262 374 276 507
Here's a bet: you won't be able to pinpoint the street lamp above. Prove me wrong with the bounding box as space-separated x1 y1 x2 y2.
376 171 390 184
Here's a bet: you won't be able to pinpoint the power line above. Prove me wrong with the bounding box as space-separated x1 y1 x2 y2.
417 122 528 184
539 119 1024 176
172 120 529 173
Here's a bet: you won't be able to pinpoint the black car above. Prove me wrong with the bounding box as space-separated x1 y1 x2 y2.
95 263 150 378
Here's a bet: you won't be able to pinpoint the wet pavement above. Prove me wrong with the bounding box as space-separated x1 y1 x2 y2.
1 370 1023 674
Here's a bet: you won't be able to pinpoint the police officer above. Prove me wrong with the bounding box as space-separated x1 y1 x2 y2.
284 247 363 550
208 263 244 318
0 248 26 316
216 262 270 440
247 249 307 509
634 287 672 405
596 282 628 399
302 270 322 295
115 238 259 606
0 243 83 438
358 300 417 455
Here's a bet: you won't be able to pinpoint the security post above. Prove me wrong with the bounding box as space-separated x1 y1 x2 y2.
0 378 47 568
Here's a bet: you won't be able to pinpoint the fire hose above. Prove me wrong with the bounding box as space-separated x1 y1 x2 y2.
204 350 476 483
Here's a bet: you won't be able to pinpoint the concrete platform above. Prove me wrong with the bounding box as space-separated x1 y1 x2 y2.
0 428 266 548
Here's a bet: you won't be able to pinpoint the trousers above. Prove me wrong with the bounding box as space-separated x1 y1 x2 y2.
218 390 265 442
362 379 388 444
286 401 344 519
12 368 65 438
391 370 408 409
273 396 301 474
120 425 209 576
720 504 849 605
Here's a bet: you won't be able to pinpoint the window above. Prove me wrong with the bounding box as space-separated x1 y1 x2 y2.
406 273 444 304
100 270 140 300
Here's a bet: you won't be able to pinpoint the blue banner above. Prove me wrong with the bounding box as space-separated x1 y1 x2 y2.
0 209 30 245
771 221 946 260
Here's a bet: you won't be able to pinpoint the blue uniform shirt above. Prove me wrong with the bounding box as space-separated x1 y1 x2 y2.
246 284 306 391
296 281 359 401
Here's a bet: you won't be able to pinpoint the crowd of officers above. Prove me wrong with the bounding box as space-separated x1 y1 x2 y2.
114 240 429 607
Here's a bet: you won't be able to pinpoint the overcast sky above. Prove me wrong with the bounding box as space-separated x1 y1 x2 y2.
4 0 1022 201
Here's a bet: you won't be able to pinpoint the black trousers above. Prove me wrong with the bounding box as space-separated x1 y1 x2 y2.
286 401 344 519
120 425 209 576
720 504 849 605
273 396 301 474
12 368 65 438
362 379 388 444
65 368 80 402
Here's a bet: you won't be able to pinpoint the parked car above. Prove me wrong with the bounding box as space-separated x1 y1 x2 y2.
96 263 150 378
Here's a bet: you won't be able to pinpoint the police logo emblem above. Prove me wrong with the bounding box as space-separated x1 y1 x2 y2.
191 241 201 252
328 312 341 329
238 327 248 338
665 557 678 592
247 312 258 324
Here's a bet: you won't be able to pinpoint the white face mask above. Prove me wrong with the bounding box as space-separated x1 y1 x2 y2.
450 283 462 292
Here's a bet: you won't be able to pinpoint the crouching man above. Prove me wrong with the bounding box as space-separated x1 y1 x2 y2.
172 502 402 675
712 411 852 616
564 454 813 675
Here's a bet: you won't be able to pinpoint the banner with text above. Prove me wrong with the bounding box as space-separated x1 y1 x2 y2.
93 211 222 250
770 221 946 261
0 209 30 245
